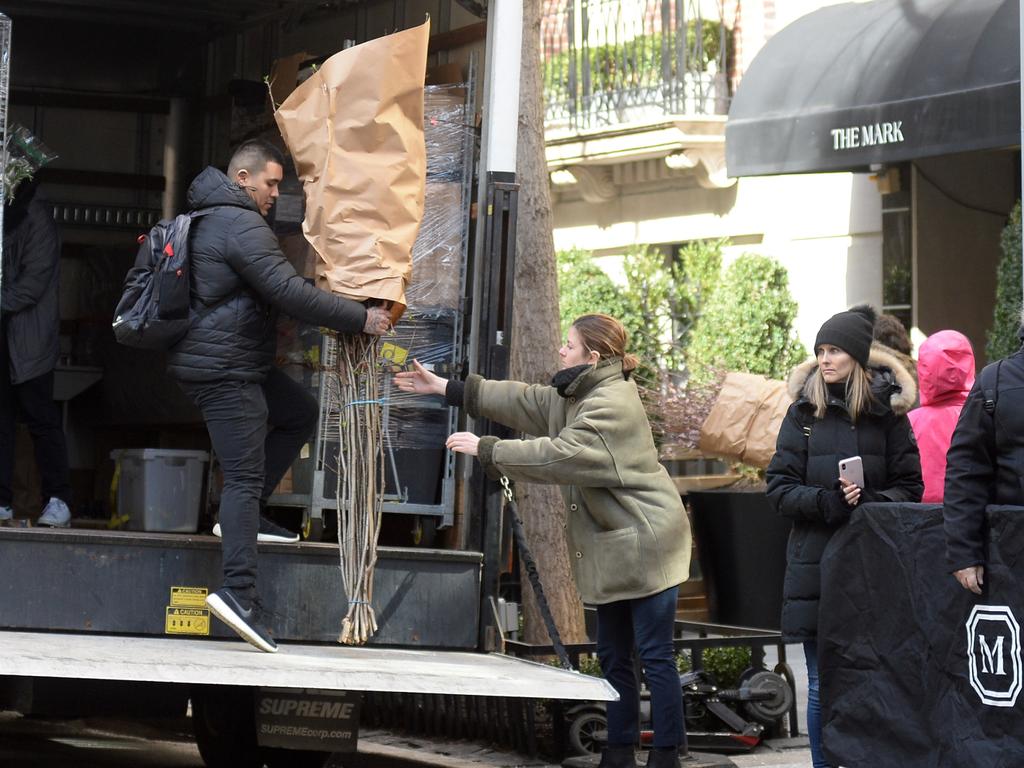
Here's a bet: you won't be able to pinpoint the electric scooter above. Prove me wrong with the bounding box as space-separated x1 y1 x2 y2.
565 668 794 757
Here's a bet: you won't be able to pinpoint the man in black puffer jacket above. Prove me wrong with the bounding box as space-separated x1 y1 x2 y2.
170 140 391 653
945 311 1024 596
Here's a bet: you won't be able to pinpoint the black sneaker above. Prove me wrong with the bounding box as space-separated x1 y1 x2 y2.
212 515 300 543
206 588 278 653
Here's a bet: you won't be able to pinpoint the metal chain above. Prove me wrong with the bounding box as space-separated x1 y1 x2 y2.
500 476 574 671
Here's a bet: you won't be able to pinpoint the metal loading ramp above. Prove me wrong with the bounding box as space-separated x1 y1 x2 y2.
0 630 617 701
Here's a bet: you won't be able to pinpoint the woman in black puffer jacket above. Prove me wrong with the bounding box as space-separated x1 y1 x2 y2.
766 305 922 768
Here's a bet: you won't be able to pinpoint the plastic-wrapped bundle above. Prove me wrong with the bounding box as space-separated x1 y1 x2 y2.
423 84 470 182
406 182 464 309
4 123 58 202
380 308 457 451
406 84 471 310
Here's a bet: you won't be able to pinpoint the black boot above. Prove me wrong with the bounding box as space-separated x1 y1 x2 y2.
645 747 681 768
598 745 638 768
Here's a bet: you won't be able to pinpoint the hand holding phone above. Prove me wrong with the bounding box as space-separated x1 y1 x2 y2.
838 456 864 488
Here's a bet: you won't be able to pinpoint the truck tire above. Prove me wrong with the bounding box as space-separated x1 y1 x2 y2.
191 685 262 768
192 686 333 768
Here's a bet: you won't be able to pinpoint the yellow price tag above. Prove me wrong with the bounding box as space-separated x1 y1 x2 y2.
381 342 409 366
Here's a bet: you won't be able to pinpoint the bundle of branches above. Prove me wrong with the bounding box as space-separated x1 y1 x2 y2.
330 332 385 645
642 370 726 458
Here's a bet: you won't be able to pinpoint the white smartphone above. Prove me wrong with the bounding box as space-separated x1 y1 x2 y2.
838 456 865 488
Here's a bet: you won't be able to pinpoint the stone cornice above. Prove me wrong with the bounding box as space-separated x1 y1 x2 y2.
546 115 735 193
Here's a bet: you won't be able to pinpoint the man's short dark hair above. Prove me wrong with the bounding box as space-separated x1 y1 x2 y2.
227 139 286 179
873 313 913 356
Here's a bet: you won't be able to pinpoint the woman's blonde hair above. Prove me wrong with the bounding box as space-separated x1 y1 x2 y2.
806 360 874 423
572 313 639 374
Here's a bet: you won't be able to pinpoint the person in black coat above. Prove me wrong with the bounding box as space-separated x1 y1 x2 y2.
766 305 922 768
0 179 72 527
945 311 1024 595
170 140 391 653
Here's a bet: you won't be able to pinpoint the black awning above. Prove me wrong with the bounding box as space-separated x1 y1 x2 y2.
726 0 1020 177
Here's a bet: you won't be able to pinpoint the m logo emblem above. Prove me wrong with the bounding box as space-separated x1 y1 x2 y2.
966 605 1022 707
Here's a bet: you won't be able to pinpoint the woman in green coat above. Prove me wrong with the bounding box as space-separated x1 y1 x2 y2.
395 313 692 768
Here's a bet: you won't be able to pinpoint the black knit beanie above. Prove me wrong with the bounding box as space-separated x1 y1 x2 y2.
814 305 877 369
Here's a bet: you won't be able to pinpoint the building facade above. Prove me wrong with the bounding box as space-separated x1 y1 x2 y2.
545 0 1018 360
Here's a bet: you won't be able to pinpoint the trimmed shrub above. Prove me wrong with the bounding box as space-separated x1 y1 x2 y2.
986 201 1022 363
687 253 806 381
557 241 723 385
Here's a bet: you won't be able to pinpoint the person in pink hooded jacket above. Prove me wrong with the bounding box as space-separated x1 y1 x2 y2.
907 330 976 503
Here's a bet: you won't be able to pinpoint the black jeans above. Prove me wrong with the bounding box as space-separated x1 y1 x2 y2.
181 368 318 604
0 327 71 508
596 585 686 750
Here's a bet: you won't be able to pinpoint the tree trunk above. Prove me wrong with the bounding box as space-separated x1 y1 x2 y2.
512 0 588 647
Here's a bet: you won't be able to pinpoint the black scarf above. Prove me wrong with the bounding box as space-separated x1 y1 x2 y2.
551 364 591 398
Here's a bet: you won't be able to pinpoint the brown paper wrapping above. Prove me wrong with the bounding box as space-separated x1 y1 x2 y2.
274 21 430 322
698 372 792 469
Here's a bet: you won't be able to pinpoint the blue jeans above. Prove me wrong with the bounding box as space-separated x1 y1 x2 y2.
804 641 831 768
596 585 685 750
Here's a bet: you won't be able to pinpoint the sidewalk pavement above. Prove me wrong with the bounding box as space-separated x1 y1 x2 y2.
356 731 813 768
354 643 814 768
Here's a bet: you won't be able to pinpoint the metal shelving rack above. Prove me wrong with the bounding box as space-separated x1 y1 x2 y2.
270 55 478 540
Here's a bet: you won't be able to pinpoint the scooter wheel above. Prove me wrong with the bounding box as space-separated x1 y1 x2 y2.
568 709 608 756
742 670 794 725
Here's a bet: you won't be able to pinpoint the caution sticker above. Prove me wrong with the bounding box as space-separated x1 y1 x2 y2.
170 586 208 607
166 607 211 636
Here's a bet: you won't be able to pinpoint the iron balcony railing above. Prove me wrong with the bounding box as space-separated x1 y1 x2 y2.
542 0 729 133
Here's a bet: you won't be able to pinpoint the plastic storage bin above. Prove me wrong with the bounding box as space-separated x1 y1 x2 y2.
111 449 209 533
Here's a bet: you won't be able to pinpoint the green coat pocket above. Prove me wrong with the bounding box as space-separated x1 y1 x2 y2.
592 526 643 600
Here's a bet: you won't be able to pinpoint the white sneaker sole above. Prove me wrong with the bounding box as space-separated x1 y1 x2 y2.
211 522 299 544
206 593 278 654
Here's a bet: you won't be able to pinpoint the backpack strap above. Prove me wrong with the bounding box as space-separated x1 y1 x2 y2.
978 360 1004 454
980 360 1002 416
187 206 245 321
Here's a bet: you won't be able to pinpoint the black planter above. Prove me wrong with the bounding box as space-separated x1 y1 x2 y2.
688 488 790 631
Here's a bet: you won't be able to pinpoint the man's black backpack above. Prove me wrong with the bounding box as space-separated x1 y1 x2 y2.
112 211 212 350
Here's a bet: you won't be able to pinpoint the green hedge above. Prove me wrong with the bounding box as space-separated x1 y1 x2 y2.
687 254 806 381
557 241 722 384
986 201 1022 363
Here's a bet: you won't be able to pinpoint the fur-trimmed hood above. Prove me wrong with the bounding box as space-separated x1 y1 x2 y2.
786 343 917 416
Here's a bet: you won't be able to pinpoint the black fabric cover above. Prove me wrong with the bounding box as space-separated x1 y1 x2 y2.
820 502 1024 767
